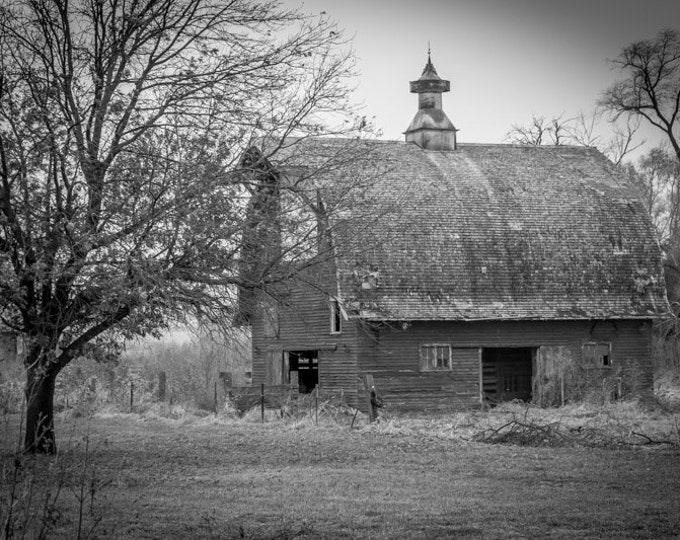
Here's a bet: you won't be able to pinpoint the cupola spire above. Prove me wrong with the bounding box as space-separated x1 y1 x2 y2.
405 49 457 150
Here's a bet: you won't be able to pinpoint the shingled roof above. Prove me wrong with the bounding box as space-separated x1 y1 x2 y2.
269 138 668 321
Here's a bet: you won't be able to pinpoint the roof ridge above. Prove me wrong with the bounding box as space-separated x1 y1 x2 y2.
269 136 599 152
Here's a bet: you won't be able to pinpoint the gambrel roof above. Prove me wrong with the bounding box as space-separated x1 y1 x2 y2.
268 137 668 321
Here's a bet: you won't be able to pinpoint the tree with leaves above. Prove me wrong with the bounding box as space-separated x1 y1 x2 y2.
0 0 369 453
626 145 680 308
628 147 680 244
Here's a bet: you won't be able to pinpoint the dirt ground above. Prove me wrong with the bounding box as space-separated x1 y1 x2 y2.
2 406 680 539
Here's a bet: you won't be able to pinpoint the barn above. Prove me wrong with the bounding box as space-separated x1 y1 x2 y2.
240 56 669 410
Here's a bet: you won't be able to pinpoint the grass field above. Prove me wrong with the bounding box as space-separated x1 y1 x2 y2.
2 402 680 539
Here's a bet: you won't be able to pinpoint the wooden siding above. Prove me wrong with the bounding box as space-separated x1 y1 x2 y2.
355 319 653 411
359 347 481 410
252 270 654 412
251 264 359 405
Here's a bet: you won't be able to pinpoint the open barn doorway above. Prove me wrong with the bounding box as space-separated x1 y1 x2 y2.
288 351 318 394
482 347 534 404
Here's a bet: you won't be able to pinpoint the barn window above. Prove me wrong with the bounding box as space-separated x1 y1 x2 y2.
330 298 342 333
262 301 279 338
583 342 612 368
420 344 452 371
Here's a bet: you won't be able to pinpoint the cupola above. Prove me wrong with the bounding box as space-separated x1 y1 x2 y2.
405 51 457 150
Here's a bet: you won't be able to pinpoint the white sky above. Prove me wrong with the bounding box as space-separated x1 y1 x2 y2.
288 0 680 159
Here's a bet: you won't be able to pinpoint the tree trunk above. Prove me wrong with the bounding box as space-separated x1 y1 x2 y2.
24 367 58 454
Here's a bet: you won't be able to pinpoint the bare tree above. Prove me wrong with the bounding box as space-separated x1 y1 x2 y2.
0 0 369 452
569 110 643 166
601 28 680 163
601 28 680 304
506 110 642 165
506 115 567 146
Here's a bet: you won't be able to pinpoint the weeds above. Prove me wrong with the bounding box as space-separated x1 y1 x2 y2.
2 399 679 538
1 413 108 540
362 400 680 449
470 401 680 448
1 451 64 539
198 510 313 540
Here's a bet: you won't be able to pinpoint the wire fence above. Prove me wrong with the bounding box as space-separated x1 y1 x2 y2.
226 384 358 422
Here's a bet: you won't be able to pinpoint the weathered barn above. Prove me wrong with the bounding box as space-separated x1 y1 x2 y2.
242 56 668 410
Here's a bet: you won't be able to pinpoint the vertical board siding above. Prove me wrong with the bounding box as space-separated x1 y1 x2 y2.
355 319 653 411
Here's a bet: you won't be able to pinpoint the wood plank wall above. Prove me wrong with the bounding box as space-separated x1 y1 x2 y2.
252 266 655 412
354 319 653 411
251 265 359 405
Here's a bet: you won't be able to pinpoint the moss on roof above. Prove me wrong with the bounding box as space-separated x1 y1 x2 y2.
271 138 668 321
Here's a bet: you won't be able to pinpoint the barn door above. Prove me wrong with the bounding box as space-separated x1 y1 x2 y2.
534 346 573 407
288 351 319 394
482 348 534 403
264 351 284 386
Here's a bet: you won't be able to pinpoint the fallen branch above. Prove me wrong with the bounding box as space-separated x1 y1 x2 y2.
631 431 678 446
473 419 679 448
473 419 571 446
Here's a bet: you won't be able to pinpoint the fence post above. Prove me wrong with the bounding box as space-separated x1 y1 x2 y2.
350 408 359 429
158 371 167 402
214 381 218 414
364 374 375 423
315 385 318 425
130 381 134 412
261 383 265 423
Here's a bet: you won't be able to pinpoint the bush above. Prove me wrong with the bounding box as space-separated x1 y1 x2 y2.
0 380 24 414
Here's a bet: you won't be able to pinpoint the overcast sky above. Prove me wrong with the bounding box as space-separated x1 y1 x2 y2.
286 0 679 159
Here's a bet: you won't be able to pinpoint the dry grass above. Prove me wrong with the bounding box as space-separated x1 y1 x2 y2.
2 402 680 539
370 400 680 447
